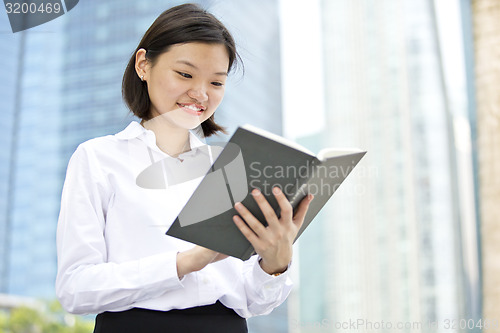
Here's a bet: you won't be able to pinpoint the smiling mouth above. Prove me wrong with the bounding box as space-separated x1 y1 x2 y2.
177 103 205 116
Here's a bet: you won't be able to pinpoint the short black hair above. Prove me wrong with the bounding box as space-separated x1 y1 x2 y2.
122 3 240 136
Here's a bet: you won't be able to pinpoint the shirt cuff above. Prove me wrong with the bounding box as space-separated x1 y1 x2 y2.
250 257 292 300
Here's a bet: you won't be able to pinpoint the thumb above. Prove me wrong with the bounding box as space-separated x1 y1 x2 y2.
292 194 314 226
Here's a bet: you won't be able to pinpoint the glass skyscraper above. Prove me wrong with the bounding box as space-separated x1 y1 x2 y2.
285 0 480 332
0 10 64 297
0 16 21 294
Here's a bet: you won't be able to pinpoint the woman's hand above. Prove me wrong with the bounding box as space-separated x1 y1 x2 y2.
233 187 313 275
176 246 228 279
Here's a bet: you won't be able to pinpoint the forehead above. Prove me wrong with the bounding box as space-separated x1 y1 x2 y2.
155 42 230 72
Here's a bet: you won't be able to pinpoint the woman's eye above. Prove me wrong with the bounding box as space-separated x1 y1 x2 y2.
176 71 192 78
211 81 224 87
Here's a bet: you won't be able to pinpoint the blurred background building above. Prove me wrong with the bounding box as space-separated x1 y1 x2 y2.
1 15 64 298
283 0 482 332
1 0 497 332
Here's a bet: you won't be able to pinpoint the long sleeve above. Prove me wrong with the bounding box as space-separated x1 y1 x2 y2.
243 257 293 316
55 145 184 315
213 255 293 318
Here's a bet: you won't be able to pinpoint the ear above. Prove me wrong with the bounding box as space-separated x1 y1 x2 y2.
135 48 148 81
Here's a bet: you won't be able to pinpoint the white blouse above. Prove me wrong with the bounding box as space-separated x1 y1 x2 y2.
55 121 292 318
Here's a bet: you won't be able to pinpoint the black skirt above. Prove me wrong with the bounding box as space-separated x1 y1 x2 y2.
93 301 248 333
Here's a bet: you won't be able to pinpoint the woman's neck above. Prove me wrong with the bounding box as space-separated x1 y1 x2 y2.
141 115 190 157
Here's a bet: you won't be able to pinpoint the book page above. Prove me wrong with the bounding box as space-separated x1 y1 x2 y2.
317 147 365 161
241 124 315 156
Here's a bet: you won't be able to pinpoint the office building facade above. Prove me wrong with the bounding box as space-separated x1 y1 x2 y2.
286 0 480 332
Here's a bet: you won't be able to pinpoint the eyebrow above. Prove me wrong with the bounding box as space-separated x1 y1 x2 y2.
176 60 228 76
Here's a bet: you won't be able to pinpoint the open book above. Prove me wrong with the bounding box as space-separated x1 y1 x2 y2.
166 125 366 260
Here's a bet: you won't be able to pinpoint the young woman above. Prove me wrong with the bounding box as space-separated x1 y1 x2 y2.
56 4 313 332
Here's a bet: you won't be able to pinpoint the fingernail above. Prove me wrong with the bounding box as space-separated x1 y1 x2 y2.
252 189 261 196
273 187 281 195
234 202 241 208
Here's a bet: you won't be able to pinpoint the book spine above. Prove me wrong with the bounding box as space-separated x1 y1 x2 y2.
241 246 256 261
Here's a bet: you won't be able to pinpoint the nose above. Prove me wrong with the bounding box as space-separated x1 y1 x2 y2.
187 83 208 103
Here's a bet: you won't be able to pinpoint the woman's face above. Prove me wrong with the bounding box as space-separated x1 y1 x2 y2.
141 42 229 129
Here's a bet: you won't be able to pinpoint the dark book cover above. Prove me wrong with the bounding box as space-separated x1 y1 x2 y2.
166 126 366 260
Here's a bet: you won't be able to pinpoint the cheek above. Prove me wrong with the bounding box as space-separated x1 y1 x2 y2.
148 76 183 105
210 89 225 108
157 80 179 98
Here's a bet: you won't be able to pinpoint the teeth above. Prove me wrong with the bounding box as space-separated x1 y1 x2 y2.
181 104 202 111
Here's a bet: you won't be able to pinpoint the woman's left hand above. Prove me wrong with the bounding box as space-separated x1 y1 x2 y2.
233 187 314 275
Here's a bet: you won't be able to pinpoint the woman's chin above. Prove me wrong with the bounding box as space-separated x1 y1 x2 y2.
172 117 205 130
151 110 207 130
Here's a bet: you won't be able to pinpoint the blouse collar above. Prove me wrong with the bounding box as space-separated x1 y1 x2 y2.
115 121 207 153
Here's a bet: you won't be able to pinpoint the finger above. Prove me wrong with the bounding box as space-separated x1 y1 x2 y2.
292 194 314 227
233 214 262 248
234 202 267 237
251 189 280 228
272 187 293 223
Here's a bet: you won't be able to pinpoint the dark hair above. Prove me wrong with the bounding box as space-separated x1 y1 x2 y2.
122 3 240 136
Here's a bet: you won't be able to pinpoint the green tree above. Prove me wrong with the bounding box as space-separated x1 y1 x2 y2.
0 300 94 333
9 306 45 332
0 310 8 332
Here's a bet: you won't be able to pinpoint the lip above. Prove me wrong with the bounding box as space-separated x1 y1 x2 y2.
177 103 205 116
